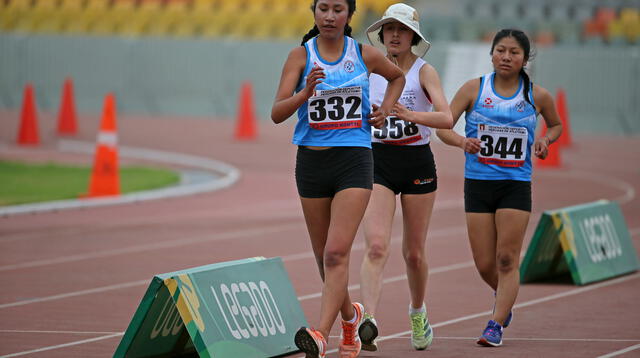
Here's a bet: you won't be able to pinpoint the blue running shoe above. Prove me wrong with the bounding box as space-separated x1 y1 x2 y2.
477 320 503 347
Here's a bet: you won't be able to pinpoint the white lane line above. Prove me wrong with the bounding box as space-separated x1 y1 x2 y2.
0 332 123 358
367 273 640 348
298 260 475 301
4 264 639 356
383 336 640 342
0 226 467 309
0 223 302 272
597 343 640 358
0 330 122 335
0 140 241 217
536 170 636 205
0 280 149 309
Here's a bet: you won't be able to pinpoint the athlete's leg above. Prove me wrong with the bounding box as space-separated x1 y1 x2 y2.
466 212 498 290
360 184 396 316
400 191 436 308
318 188 371 338
493 208 529 326
300 196 332 279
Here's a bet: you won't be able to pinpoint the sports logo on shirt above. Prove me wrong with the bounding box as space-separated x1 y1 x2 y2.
482 97 494 109
344 60 355 73
516 100 526 112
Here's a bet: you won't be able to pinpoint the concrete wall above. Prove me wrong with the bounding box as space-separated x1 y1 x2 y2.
1 34 638 134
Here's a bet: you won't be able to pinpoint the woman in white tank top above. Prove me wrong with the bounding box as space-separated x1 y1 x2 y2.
358 3 453 352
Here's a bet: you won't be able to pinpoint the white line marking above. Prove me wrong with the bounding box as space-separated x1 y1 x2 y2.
0 140 241 217
0 227 468 309
0 330 122 335
0 223 301 272
4 249 638 355
368 273 640 348
536 170 636 205
0 280 149 309
382 335 640 342
0 332 123 358
597 343 640 358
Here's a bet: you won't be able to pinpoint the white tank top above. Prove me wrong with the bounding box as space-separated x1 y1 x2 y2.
369 57 433 146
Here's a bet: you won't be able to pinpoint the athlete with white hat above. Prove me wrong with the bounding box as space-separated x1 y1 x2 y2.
358 3 453 351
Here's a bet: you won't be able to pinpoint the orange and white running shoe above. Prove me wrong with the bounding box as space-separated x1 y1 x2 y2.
339 302 364 357
294 327 327 358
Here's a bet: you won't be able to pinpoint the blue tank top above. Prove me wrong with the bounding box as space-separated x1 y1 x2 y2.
293 36 371 148
464 72 538 181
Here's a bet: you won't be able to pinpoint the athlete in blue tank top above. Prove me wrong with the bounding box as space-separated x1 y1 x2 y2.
464 72 538 181
437 29 562 348
270 0 405 356
293 36 372 148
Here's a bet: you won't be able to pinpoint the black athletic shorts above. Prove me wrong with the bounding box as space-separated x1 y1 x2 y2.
295 146 373 198
464 178 532 213
372 142 437 195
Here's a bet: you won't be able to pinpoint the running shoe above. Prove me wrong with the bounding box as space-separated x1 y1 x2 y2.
410 310 433 350
294 327 327 358
358 312 379 351
339 302 364 357
477 319 503 347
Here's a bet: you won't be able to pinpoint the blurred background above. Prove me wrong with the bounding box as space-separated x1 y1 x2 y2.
0 0 638 135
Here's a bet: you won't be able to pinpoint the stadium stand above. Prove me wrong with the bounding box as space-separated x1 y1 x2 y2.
0 0 637 45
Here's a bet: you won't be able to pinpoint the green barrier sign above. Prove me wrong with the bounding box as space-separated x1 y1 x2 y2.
114 257 307 357
521 200 639 285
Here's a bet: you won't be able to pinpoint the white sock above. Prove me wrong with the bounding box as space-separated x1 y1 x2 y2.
344 311 358 324
409 303 426 315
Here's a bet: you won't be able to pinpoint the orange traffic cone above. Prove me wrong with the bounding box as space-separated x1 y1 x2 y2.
17 84 40 145
234 81 258 140
555 88 572 147
57 77 78 135
86 93 120 198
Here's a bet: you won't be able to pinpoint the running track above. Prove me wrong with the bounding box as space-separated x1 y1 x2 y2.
1 112 639 357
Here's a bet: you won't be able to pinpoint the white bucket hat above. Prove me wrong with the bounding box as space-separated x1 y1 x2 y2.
366 3 431 58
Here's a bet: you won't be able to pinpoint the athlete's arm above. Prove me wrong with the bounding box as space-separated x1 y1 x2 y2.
271 46 325 124
532 84 563 159
436 78 481 153
361 43 405 128
393 63 453 129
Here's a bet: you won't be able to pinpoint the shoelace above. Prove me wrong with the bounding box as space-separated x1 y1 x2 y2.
485 327 500 338
342 320 356 344
411 315 425 336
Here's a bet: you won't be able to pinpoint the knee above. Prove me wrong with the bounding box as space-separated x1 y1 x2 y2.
366 241 390 263
496 252 517 274
404 250 424 271
324 249 348 269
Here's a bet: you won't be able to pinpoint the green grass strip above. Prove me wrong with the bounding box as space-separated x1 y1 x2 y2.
0 160 180 206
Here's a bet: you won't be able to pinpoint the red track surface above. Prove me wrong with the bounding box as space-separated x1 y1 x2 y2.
1 112 639 357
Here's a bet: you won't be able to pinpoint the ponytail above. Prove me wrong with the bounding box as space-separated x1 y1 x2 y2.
345 24 353 38
520 68 534 108
301 25 320 45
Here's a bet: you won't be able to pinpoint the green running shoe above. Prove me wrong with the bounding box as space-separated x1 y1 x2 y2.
410 311 433 350
358 313 378 351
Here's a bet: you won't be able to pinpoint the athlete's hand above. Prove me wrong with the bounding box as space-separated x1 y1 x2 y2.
461 137 481 154
368 103 388 129
534 136 550 159
301 65 325 99
392 102 411 121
